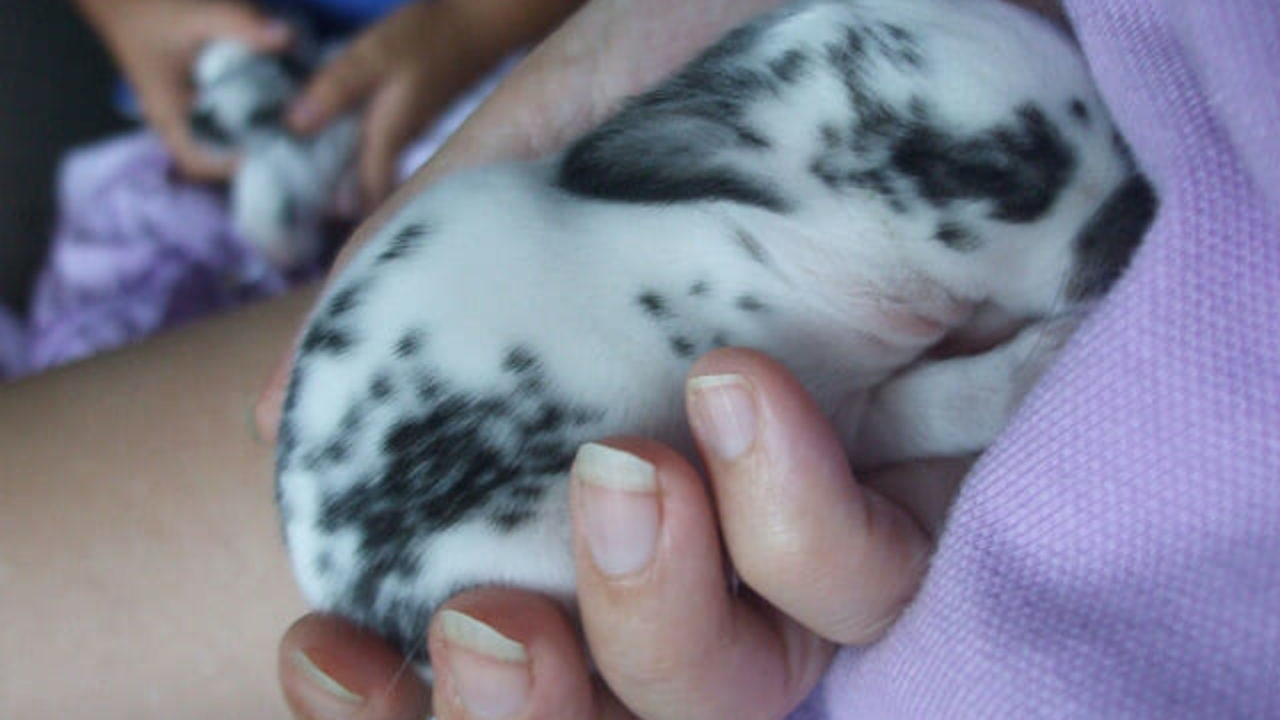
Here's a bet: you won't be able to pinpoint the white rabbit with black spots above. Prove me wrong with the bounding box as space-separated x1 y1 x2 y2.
276 0 1156 664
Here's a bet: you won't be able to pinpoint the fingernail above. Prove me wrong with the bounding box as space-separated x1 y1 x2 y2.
687 374 757 460
438 610 530 719
290 649 365 718
573 443 660 576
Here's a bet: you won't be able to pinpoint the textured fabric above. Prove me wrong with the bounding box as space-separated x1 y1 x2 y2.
0 59 511 381
258 0 404 32
27 132 288 374
804 1 1280 718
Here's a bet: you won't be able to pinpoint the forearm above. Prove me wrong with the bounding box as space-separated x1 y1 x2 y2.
447 0 587 65
0 288 317 719
73 0 153 39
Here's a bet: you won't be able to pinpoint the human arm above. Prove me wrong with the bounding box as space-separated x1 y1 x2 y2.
74 0 292 180
0 289 318 719
285 0 588 206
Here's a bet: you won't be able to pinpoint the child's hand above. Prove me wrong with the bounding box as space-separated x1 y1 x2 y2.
79 0 292 180
284 2 480 208
286 0 582 208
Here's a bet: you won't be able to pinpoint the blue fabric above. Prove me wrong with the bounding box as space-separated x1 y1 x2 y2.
258 0 406 32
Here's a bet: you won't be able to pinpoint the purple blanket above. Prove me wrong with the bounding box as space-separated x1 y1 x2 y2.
0 58 513 381
801 1 1280 717
0 132 292 379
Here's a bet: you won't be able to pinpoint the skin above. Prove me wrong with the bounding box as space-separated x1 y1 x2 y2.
0 288 319 718
75 0 580 202
75 0 294 180
284 0 584 207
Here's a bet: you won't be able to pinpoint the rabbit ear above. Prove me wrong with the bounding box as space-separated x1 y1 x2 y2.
557 107 787 212
556 20 791 212
1067 173 1157 301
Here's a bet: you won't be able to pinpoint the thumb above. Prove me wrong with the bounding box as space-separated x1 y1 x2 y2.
195 3 294 53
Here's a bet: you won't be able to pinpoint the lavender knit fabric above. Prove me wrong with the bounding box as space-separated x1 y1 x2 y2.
25 133 290 374
798 1 1280 717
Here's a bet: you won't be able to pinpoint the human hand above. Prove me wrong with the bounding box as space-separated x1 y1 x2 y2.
285 0 586 210
278 348 967 720
79 0 292 180
283 1 489 209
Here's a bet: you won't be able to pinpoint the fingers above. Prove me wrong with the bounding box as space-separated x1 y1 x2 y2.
279 613 431 720
357 73 453 208
571 439 835 720
195 3 293 53
129 2 291 181
279 350 946 719
429 590 638 720
141 72 241 181
686 349 932 644
178 3 293 178
287 37 383 136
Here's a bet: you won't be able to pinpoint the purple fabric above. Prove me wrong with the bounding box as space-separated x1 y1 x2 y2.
802 1 1280 718
3 132 292 378
0 60 506 382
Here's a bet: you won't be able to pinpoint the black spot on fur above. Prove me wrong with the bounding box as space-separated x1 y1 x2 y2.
890 104 1076 222
1069 98 1090 125
884 24 913 43
820 123 842 150
811 159 841 189
303 403 367 471
276 366 304 470
317 360 603 618
875 23 924 68
556 12 789 212
638 291 673 320
300 323 352 355
327 285 363 318
1068 175 1157 300
300 284 365 357
846 168 897 199
377 223 430 264
670 335 696 358
559 139 789 211
732 228 770 265
935 222 980 251
736 295 768 313
504 346 538 374
370 374 393 401
769 49 810 83
492 510 535 530
689 280 711 297
395 331 423 358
